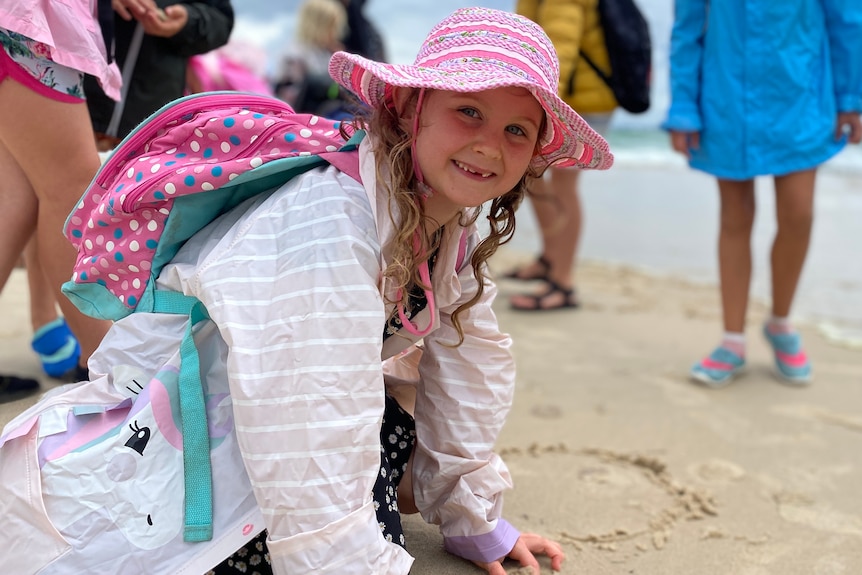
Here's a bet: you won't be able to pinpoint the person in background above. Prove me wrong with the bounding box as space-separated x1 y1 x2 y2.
0 2 120 398
338 0 386 62
507 0 618 311
22 239 81 380
186 39 274 96
273 0 354 118
85 0 234 150
664 0 862 387
11 0 233 389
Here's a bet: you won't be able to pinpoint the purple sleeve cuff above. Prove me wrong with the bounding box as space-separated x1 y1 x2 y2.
443 519 520 563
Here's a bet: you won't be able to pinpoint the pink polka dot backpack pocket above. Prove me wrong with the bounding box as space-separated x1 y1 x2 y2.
63 91 362 321
61 91 363 542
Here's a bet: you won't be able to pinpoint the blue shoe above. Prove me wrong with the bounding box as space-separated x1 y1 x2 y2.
31 318 81 379
690 347 745 388
763 325 812 385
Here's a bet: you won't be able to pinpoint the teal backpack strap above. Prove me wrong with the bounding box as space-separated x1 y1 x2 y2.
152 290 214 542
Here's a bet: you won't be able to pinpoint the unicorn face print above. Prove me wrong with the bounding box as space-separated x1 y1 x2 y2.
39 369 186 550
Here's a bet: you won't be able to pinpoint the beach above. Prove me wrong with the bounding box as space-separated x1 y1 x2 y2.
513 160 862 341
478 252 862 574
2 164 861 573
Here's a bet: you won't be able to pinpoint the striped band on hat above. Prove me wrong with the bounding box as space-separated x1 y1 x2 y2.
329 6 613 171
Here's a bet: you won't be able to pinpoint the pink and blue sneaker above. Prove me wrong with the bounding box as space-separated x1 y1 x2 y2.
763 324 812 384
690 346 745 388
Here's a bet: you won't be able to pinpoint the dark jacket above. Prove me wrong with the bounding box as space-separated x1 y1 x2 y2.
86 0 234 139
341 0 386 62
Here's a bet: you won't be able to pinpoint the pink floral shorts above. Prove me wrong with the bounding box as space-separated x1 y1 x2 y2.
0 27 85 102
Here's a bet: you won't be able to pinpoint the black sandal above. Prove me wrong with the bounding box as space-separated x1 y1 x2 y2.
501 255 551 282
0 374 40 404
510 280 579 311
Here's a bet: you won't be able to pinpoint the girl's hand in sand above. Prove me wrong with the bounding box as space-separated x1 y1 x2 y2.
669 130 700 159
472 533 565 574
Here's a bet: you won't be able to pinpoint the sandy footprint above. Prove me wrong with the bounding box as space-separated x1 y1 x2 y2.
687 407 754 443
753 432 824 448
530 404 564 419
740 539 795 567
771 403 862 434
772 491 862 538
688 458 746 484
732 568 773 575
645 374 712 408
780 464 855 493
814 556 850 575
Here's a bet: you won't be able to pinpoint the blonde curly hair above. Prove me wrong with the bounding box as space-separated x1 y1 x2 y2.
345 88 544 345
296 0 347 51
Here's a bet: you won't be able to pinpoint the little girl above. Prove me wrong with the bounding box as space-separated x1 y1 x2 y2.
0 7 612 574
664 0 862 388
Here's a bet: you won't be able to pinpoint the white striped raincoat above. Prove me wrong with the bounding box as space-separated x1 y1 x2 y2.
0 137 518 574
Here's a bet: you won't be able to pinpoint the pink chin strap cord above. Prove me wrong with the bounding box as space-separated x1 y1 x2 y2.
396 88 436 337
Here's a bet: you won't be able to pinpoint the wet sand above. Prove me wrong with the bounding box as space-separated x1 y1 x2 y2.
2 206 861 574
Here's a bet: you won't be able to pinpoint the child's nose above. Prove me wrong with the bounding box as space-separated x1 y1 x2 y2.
471 128 502 159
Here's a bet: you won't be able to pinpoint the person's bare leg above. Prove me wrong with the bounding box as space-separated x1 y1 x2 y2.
770 169 815 318
717 178 756 333
760 169 815 383
0 140 38 289
504 173 552 280
538 167 581 288
0 79 110 366
24 235 83 378
510 167 581 309
23 237 60 332
690 178 756 385
0 132 42 394
396 452 418 515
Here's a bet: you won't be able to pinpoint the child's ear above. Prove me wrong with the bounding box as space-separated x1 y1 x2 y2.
391 87 416 132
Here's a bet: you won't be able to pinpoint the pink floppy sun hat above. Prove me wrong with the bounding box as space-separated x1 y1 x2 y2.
329 6 613 173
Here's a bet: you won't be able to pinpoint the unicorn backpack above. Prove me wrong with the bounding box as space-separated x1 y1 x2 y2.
0 92 366 574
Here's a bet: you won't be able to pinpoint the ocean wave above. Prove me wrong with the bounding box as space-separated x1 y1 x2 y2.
606 130 862 176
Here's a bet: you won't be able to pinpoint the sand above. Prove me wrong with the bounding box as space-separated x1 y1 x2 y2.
2 194 861 574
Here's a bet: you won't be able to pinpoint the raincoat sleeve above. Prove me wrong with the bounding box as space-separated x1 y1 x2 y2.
821 0 862 112
185 170 413 574
662 0 708 132
412 237 520 564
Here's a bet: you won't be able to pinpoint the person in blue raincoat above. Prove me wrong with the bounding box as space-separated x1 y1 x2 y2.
662 0 862 388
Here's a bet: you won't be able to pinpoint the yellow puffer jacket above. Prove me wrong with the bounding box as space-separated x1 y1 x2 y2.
516 0 617 114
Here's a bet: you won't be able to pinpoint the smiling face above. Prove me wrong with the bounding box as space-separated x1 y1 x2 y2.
397 86 544 225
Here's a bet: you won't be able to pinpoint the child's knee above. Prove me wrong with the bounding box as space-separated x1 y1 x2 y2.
397 455 419 515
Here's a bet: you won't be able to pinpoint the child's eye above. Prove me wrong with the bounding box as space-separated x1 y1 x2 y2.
506 125 527 137
459 107 480 119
